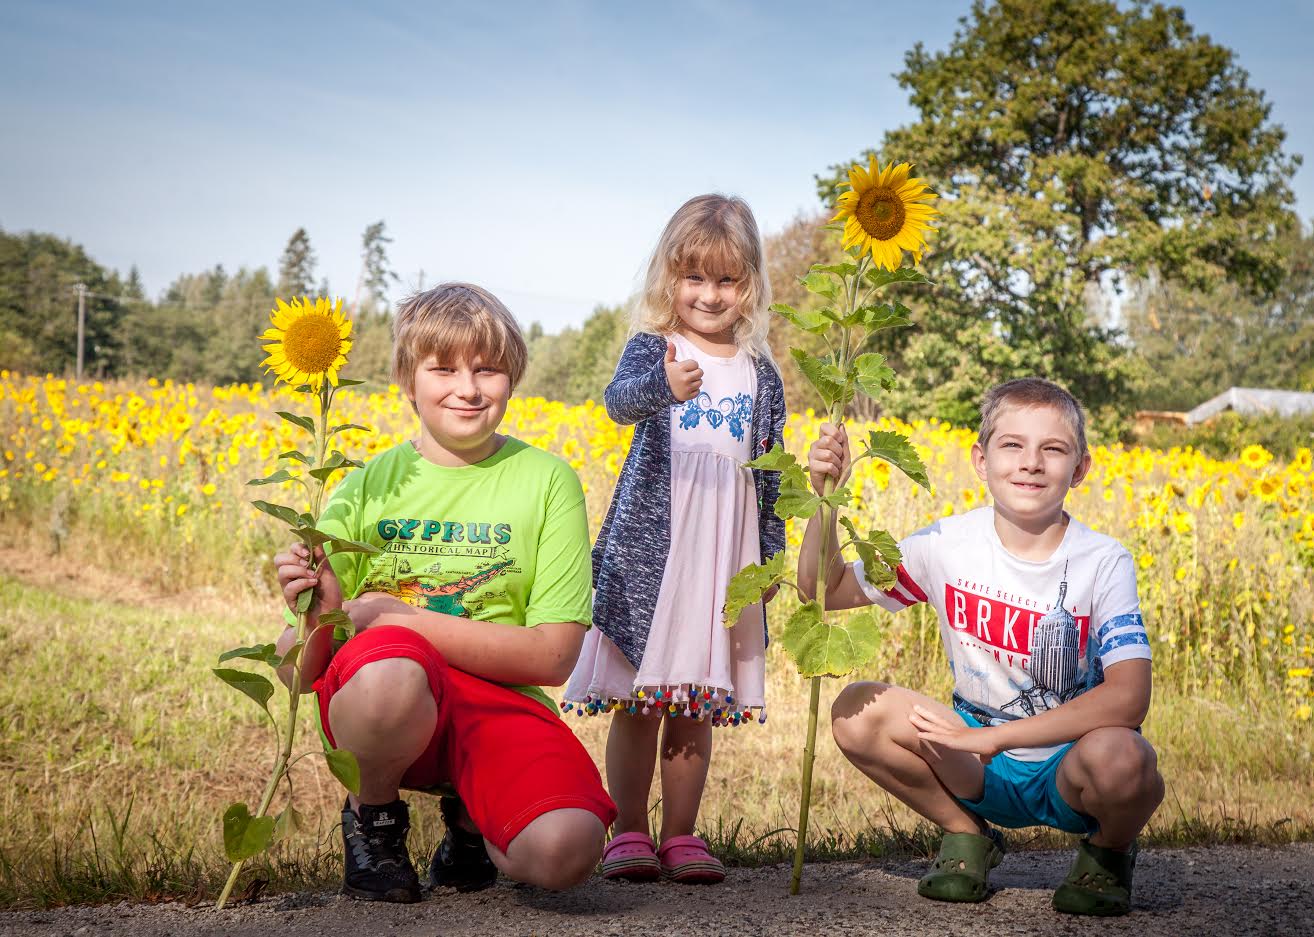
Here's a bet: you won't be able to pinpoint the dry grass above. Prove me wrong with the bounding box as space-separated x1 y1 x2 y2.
1 552 1309 909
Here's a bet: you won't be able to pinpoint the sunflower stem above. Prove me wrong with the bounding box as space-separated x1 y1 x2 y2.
216 377 332 910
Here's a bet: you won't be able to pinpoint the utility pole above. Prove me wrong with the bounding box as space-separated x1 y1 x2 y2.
74 282 86 380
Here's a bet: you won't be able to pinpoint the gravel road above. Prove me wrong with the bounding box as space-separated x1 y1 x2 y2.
4 844 1312 937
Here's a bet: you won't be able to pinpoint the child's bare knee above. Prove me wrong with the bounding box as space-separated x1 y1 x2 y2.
831 681 896 753
334 658 431 728
506 809 604 890
1078 728 1160 795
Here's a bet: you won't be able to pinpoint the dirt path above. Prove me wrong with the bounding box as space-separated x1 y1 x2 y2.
5 844 1312 937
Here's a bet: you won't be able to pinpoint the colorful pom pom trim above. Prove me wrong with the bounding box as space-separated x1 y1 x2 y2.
559 683 767 727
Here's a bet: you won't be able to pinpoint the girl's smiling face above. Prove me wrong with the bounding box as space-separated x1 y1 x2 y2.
972 403 1091 526
673 269 742 344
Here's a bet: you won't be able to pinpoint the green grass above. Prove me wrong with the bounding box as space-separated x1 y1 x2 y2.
1 570 1310 910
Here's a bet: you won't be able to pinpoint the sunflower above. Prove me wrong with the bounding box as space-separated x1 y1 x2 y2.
1239 444 1272 471
832 158 940 271
260 297 352 389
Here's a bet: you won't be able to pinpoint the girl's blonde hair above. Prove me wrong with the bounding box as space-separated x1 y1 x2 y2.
635 194 773 357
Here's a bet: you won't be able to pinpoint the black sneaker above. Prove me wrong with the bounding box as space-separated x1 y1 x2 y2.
427 796 499 892
341 798 422 903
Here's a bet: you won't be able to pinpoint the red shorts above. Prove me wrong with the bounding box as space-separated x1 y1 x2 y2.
315 625 616 853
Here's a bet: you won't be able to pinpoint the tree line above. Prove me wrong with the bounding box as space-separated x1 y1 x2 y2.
2 0 1310 430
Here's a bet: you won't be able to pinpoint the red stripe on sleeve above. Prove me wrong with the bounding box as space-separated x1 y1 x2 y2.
895 564 928 604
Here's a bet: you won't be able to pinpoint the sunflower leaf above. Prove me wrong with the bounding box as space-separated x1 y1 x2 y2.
251 499 303 528
212 668 275 714
277 640 304 670
217 644 280 667
292 526 335 548
275 411 316 433
278 449 312 465
790 349 852 411
325 748 361 795
745 444 800 473
800 271 839 300
788 610 883 678
329 423 369 436
315 609 353 631
774 463 822 519
862 430 931 491
335 378 367 388
326 538 382 556
722 552 786 626
864 268 930 290
853 302 913 332
811 262 859 278
851 353 898 398
247 469 296 487
223 803 276 862
273 804 305 843
779 601 823 662
839 517 902 591
770 303 831 335
309 465 347 482
819 485 853 509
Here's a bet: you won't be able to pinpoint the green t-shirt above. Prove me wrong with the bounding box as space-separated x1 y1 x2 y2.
314 437 593 710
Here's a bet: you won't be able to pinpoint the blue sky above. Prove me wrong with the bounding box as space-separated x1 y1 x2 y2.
2 0 1311 332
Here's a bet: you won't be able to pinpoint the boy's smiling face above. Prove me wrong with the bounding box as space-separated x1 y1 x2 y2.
972 403 1091 527
408 352 511 466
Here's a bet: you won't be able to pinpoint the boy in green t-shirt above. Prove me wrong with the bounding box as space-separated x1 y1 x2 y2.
273 283 616 903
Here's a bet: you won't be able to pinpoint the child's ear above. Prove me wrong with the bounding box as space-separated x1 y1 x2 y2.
971 441 988 481
1070 451 1093 488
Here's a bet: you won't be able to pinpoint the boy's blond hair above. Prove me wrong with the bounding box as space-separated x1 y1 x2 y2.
391 282 528 392
978 378 1088 455
635 194 773 358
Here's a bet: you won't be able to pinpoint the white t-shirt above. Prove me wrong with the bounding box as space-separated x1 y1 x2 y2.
853 506 1151 761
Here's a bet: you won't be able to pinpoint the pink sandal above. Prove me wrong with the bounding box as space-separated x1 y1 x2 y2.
657 835 725 884
601 832 660 881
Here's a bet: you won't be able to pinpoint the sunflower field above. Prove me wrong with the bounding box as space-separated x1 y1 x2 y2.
3 368 1310 708
1 369 1312 903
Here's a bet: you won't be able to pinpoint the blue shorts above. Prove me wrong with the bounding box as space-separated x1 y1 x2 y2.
952 710 1098 835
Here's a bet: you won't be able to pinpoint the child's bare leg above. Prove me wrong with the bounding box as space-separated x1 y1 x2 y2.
484 808 605 890
657 714 712 842
831 682 987 834
327 658 437 806
1056 727 1163 850
606 710 662 835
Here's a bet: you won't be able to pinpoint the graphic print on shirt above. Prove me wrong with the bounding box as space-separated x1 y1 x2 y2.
677 392 753 441
356 517 522 618
945 569 1095 719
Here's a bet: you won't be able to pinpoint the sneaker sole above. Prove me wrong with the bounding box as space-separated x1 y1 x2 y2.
341 883 422 904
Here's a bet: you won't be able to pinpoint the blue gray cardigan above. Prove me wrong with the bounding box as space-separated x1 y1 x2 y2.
591 332 787 670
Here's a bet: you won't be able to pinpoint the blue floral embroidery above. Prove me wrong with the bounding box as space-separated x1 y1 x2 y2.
678 393 753 441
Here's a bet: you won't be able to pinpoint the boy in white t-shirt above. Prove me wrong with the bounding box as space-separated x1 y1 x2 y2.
799 378 1163 917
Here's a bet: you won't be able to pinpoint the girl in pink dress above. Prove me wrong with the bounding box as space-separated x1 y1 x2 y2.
563 194 786 883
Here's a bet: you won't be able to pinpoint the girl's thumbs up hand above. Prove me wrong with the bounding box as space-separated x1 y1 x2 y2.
664 339 704 402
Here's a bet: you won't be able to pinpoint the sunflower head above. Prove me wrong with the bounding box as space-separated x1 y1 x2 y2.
260 297 353 390
832 158 940 271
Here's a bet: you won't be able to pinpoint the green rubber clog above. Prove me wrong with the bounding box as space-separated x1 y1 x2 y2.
917 827 1006 903
1052 838 1137 916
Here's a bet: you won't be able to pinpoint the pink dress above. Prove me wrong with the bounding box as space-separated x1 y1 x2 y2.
564 333 767 726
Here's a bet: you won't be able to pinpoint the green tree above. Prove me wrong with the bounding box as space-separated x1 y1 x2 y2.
1125 225 1314 410
276 228 317 299
819 0 1299 425
357 220 399 314
0 230 125 376
520 304 629 404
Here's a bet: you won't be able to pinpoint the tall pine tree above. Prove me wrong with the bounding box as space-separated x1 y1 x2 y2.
276 228 317 299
